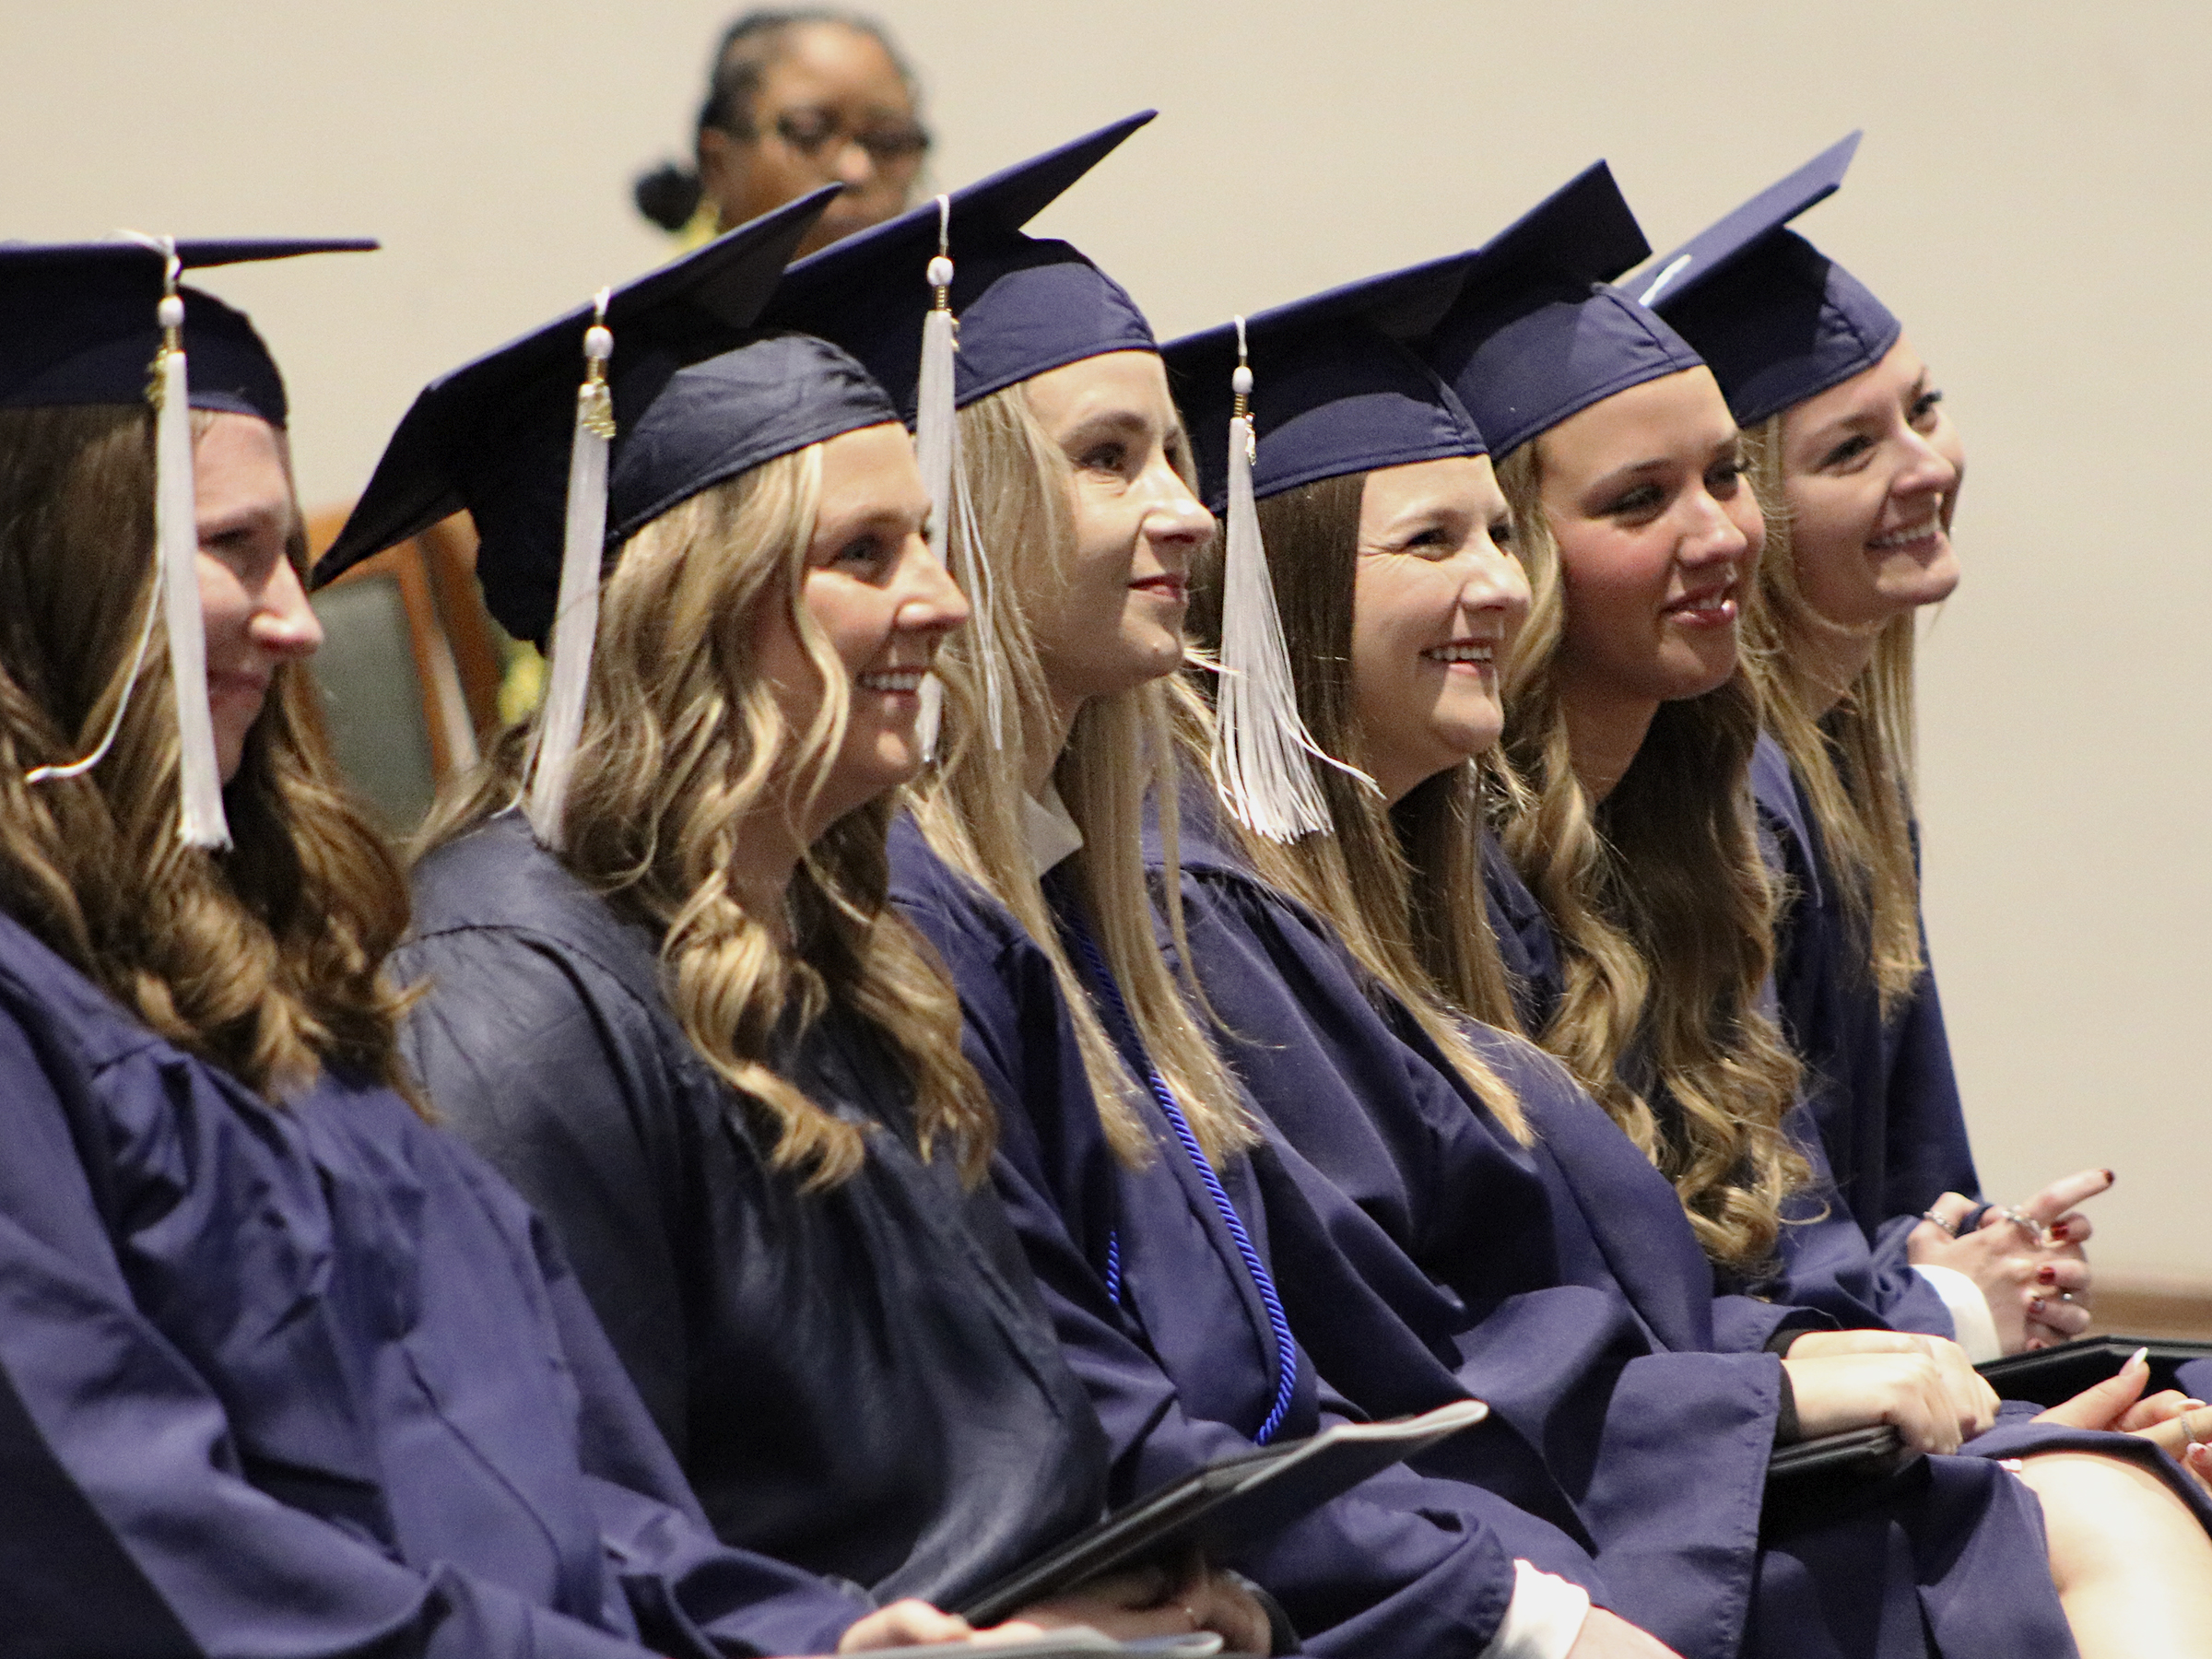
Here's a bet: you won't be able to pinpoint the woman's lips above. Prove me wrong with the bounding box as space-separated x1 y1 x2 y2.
1129 574 1189 603
855 667 926 700
1663 587 1737 629
1420 641 1498 674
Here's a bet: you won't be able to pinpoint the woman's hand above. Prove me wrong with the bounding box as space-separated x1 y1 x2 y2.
2033 1349 2212 1495
1566 1608 1688 1656
1784 1328 1997 1444
1783 1333 1997 1454
1014 1555 1273 1653
1910 1169 2111 1352
834 1598 984 1650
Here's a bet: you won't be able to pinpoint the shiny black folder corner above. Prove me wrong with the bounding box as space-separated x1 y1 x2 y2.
1976 1335 2212 1408
956 1401 1489 1628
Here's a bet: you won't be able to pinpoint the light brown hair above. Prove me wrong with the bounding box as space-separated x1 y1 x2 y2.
0 405 418 1105
1493 439 1808 1273
1182 467 1530 1142
426 445 991 1188
1739 415 1923 1015
911 382 1254 1169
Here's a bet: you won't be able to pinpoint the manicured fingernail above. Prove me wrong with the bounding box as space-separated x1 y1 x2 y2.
2037 1265 2059 1285
2102 1170 2115 1184
2128 1346 2151 1371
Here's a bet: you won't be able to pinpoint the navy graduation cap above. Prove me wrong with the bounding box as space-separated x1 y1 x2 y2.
0 236 375 426
1163 253 1486 512
761 111 1160 418
5 235 374 852
1632 132 1901 427
1420 161 1702 459
315 185 892 641
317 186 901 847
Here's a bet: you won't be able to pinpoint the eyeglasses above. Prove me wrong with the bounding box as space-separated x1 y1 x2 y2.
736 106 931 168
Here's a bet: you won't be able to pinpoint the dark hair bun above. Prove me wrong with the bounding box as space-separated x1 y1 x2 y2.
633 161 704 232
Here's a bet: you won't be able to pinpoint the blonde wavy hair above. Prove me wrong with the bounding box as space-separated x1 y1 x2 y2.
427 444 992 1189
1738 416 1923 1016
0 405 418 1106
910 382 1254 1170
1493 439 1808 1274
1179 468 1530 1144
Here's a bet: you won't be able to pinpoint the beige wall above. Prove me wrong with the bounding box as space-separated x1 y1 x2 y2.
7 2 2207 1275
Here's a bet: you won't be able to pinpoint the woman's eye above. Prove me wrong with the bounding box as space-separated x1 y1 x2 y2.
1911 389 1946 428
1489 518 1517 551
1077 441 1128 475
1601 484 1664 518
1708 459 1746 494
1818 435 1873 470
829 535 889 574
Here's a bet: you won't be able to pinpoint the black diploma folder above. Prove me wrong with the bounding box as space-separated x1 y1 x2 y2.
955 1400 1488 1627
1975 1335 2212 1408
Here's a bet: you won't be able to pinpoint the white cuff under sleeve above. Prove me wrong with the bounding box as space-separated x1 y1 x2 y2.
1478 1559 1592 1659
1914 1263 2003 1362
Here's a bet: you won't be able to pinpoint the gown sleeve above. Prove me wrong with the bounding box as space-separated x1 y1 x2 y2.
0 973 864 1659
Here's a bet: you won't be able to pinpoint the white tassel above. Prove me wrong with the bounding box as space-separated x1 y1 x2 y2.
526 291 616 850
144 259 233 849
910 196 1006 757
1211 318 1363 841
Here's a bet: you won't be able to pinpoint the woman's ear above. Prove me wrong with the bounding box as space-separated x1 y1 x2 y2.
695 127 746 228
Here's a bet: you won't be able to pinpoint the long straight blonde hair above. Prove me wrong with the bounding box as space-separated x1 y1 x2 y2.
0 406 419 1107
911 382 1254 1170
1494 439 1808 1274
1739 415 1923 1015
426 445 992 1189
1180 468 1529 1143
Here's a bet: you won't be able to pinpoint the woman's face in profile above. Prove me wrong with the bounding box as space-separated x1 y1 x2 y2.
1778 338 1962 629
1019 351 1216 717
751 421 966 837
1535 366 1762 715
1347 453 1528 805
193 413 322 782
698 22 926 256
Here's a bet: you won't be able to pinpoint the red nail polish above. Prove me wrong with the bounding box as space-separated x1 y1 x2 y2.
2037 1265 2059 1285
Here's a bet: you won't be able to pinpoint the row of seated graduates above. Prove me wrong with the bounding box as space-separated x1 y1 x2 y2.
5 112 2211 1659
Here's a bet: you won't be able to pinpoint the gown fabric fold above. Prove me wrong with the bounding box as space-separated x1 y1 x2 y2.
1750 734 1981 1300
0 904 872 1659
397 812 1112 1614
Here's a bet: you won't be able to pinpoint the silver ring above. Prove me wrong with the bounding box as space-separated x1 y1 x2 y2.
1921 1208 1961 1238
2188 1411 2206 1449
2058 1292 2075 1304
1996 1206 2040 1235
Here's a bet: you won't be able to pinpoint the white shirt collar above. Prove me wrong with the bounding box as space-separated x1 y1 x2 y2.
1024 783 1086 877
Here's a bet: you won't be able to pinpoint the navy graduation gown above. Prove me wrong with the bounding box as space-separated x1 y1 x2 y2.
1154 801 2102 1659
886 816 1602 1658
397 813 1109 1613
0 907 872 1659
1751 734 1980 1276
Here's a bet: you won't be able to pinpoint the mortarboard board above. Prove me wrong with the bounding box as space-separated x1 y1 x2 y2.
318 187 901 845
1160 261 1487 842
6 236 374 850
761 112 1159 420
0 236 375 429
1420 162 1702 460
1631 133 1901 427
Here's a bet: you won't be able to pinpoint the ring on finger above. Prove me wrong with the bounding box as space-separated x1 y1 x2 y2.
1921 1207 1962 1238
1996 1205 2041 1236
2187 1410 2206 1449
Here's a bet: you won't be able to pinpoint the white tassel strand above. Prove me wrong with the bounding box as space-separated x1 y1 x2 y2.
1211 317 1363 841
526 290 616 850
910 195 1006 757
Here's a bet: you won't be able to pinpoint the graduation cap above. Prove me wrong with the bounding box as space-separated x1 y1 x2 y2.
1159 260 1485 841
1419 161 1703 460
317 187 900 846
1631 132 1900 427
5 235 375 849
761 112 1159 747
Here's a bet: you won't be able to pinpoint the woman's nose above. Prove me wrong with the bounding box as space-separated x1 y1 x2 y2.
896 539 970 635
1461 543 1533 625
253 559 324 659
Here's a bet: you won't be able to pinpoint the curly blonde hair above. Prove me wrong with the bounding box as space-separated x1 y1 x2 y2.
1738 415 1924 1016
911 382 1254 1170
0 405 418 1106
1493 439 1808 1274
428 444 992 1189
